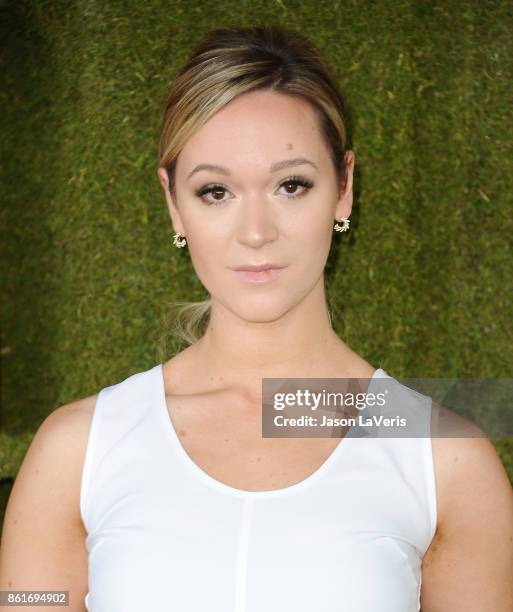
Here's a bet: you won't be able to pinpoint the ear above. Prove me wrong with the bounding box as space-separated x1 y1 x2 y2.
334 150 355 222
157 167 186 236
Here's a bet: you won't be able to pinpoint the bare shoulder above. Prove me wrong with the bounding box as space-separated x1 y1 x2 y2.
3 391 99 531
428 400 511 524
41 393 99 439
421 400 513 611
28 392 100 523
0 392 99 602
46 392 99 438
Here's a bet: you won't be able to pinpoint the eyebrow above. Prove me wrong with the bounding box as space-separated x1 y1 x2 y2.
186 157 319 180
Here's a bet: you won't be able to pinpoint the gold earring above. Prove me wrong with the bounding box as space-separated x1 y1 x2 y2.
172 233 187 248
333 217 350 232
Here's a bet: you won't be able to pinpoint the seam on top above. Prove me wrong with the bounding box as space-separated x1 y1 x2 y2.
234 497 254 612
424 396 438 548
79 383 116 531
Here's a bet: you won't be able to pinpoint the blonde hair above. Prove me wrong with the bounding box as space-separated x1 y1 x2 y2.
158 26 349 348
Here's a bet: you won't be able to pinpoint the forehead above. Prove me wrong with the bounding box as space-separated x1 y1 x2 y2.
176 90 328 175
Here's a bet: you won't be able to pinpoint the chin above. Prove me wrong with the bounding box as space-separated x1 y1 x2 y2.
228 296 294 324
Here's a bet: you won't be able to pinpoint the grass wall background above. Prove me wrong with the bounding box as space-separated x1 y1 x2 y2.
1 0 512 531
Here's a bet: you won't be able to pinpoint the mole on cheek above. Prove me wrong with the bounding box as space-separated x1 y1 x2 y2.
286 143 293 150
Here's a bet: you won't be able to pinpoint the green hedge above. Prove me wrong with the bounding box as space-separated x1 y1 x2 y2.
2 0 512 530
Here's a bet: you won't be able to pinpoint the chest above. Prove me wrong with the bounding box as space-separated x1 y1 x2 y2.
165 393 349 491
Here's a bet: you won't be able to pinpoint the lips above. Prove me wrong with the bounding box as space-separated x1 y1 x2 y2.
230 263 286 272
229 263 287 284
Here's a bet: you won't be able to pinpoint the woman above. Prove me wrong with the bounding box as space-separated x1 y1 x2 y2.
1 26 512 612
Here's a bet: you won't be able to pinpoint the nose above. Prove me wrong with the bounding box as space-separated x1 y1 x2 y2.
235 194 279 248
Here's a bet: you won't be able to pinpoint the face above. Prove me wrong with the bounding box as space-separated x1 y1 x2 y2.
157 89 354 323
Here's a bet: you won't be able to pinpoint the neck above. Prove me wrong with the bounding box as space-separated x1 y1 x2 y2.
193 276 358 390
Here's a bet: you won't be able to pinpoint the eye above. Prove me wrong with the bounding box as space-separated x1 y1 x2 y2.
278 175 314 199
194 175 314 206
194 183 230 206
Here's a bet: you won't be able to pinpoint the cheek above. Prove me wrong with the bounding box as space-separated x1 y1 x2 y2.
291 190 335 239
188 244 220 290
184 230 222 286
291 210 334 265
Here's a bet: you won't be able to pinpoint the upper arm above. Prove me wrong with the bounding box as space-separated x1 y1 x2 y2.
0 395 98 611
421 430 513 611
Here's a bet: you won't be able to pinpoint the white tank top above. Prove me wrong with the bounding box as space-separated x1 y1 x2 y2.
80 363 437 611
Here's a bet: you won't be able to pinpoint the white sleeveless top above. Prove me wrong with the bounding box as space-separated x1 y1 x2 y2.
80 363 437 611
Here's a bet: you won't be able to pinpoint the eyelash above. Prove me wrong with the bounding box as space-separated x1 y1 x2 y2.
194 175 314 206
